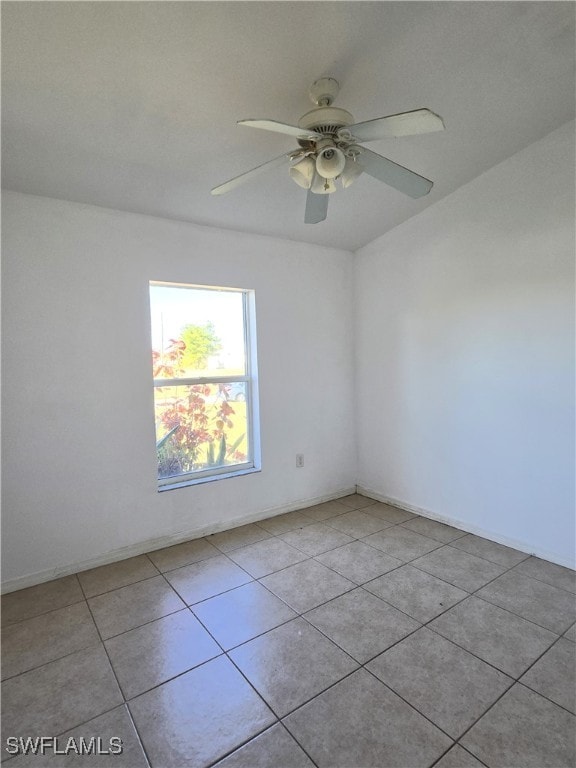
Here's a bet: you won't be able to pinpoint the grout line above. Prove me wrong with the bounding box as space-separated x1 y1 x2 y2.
204 721 320 768
97 602 191 642
450 682 530 755
0 638 104 684
1 596 88 628
429 742 490 768
4 496 574 768
1 572 87 628
215 534 574 746
123 704 153 768
0 602 104 682
194 609 300 656
151 551 225 575
152 602 290 744
4 510 563 680
80 554 163 598
76 579 154 768
269 722 320 768
43 594 570 768
164 574 255 608
361 664 463 743
298 601 423 668
0 506 408 623
142 551 162 572
174 554 471 759
419 626 576 725
513 678 576 717
504 569 576 597
255 572 357 615
509 637 576 717
1 703 151 765
275 665 361 722
125 647 226 698
390 544 575 636
84 572 165 600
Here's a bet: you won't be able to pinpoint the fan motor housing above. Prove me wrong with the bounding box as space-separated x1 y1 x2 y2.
298 106 354 137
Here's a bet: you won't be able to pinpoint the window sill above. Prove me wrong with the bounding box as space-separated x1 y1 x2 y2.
157 466 261 492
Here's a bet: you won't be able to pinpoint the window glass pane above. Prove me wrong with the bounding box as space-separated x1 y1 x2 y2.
155 382 249 479
150 285 246 379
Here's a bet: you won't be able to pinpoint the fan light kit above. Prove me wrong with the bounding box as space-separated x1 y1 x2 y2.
211 78 445 224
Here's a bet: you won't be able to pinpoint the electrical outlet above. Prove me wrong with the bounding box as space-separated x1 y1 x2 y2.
296 454 304 468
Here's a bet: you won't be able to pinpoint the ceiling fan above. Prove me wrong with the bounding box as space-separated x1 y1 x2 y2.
211 78 445 224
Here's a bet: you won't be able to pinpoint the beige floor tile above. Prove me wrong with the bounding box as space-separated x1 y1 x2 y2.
520 638 576 713
260 559 355 613
324 509 392 538
362 503 416 524
212 723 314 768
2 602 100 680
280 523 354 556
433 745 486 768
164 555 252 605
400 517 466 543
429 596 557 678
461 684 576 767
129 655 275 768
512 556 576 594
364 564 468 623
6 706 149 767
368 627 512 738
147 538 220 572
413 545 508 592
207 524 271 552
304 588 419 663
88 575 185 639
1 576 84 626
227 537 307 578
192 581 297 650
229 618 358 717
299 500 349 522
78 555 159 597
363 526 442 562
1 645 122 739
477 570 576 634
315 541 402 585
256 511 314 535
335 494 376 510
283 668 451 768
6 517 573 768
105 608 221 699
451 533 530 567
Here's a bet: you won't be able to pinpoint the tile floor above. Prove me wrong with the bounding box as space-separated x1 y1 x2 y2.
2 494 575 767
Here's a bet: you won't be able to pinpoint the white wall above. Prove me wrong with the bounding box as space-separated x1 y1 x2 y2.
1 193 356 589
355 121 575 567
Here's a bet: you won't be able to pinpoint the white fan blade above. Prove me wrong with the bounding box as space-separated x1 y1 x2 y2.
357 147 433 198
304 190 329 224
341 108 444 143
211 152 294 196
238 119 323 140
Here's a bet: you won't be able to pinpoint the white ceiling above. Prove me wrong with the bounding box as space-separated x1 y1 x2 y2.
2 2 575 251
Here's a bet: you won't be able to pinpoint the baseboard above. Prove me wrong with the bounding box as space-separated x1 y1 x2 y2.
356 484 576 571
1 486 356 594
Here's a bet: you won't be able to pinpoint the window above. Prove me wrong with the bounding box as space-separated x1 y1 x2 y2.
149 282 260 489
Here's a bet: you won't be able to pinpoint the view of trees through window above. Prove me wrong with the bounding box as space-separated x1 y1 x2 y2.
150 283 253 485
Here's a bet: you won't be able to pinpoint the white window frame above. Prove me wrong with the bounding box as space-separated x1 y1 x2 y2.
151 282 261 491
